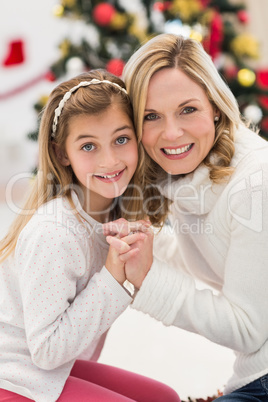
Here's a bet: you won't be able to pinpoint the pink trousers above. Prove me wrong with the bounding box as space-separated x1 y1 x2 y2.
0 360 180 401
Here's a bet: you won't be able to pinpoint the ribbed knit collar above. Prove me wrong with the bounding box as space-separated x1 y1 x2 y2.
160 126 263 215
161 163 223 215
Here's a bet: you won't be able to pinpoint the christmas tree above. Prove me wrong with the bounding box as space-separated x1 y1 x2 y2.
28 0 268 142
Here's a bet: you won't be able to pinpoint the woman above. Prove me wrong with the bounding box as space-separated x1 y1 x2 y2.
104 34 268 401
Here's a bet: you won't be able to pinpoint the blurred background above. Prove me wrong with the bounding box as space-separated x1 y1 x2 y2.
1 0 268 400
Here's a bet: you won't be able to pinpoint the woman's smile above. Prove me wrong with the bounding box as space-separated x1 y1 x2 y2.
161 143 194 158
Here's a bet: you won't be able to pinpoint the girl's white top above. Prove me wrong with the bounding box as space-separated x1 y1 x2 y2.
0 192 132 402
133 125 268 394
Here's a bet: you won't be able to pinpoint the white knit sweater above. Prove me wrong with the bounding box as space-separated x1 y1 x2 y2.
133 126 268 394
0 192 132 402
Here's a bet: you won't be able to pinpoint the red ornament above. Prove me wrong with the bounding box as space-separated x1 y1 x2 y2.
259 96 268 110
45 71 56 82
224 66 239 80
106 58 125 77
203 11 223 60
237 10 249 24
92 3 116 26
2 39 25 67
257 69 268 88
153 1 172 11
199 0 212 8
261 116 268 132
154 2 165 11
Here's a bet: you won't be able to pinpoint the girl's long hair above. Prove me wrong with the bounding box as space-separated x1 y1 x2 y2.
0 69 145 262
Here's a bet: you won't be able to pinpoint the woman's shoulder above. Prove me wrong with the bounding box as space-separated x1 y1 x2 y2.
232 125 268 169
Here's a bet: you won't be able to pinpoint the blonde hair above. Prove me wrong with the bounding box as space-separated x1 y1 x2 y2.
0 69 145 262
123 33 243 226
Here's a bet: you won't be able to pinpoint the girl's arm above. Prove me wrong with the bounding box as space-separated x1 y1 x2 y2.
17 220 132 370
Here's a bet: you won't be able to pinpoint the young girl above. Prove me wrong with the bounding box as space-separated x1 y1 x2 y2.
0 70 180 402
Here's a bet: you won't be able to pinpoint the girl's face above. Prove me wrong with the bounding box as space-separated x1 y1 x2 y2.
61 104 138 216
142 68 218 175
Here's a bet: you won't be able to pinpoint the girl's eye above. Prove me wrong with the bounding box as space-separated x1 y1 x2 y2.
144 113 158 121
82 143 95 152
182 106 196 114
116 136 128 145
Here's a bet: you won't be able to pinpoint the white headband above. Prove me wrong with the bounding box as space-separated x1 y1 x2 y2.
51 78 128 137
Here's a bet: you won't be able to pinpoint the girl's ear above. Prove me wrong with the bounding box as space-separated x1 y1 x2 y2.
52 142 70 166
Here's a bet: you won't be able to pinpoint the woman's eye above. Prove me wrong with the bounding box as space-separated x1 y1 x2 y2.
144 113 158 121
82 143 95 152
182 106 196 114
116 136 128 145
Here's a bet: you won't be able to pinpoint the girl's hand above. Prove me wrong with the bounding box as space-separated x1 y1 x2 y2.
106 229 154 289
103 218 151 238
105 232 147 286
105 243 128 286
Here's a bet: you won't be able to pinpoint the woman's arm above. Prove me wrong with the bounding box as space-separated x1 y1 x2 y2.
132 178 268 354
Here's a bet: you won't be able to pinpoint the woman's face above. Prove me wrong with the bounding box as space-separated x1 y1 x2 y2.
142 68 218 175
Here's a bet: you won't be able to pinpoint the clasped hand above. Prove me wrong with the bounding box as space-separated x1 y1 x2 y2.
103 218 154 290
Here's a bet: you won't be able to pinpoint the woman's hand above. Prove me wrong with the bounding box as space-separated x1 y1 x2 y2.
106 229 154 289
103 218 151 238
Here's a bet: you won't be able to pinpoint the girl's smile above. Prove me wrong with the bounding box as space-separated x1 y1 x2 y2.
94 168 126 182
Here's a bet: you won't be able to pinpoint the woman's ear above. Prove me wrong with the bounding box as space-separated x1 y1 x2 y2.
213 107 220 121
52 142 70 166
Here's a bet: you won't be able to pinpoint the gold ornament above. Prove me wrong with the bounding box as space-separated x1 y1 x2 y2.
61 0 76 7
52 4 64 17
38 95 49 107
170 0 202 22
128 16 147 42
230 34 259 60
190 30 203 42
59 39 71 57
129 25 147 42
110 12 128 30
237 68 256 87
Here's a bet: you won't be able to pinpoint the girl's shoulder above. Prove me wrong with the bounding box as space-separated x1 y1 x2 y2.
18 195 81 244
18 193 108 250
33 195 77 227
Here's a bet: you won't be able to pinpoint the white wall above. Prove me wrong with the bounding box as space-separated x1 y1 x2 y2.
0 0 70 187
246 0 268 66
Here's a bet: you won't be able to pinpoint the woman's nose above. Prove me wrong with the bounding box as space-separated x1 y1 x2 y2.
162 118 184 141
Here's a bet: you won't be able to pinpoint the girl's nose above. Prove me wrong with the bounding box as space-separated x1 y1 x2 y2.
98 149 120 169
